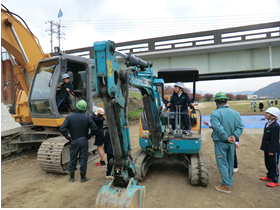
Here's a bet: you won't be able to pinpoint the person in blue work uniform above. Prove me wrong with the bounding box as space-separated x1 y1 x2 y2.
210 91 244 193
92 108 106 167
203 121 240 173
260 107 280 187
167 82 194 132
56 73 74 109
60 100 97 183
104 130 114 179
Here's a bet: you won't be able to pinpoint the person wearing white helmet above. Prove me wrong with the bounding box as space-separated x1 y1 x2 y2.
92 108 106 167
260 107 280 187
167 81 194 131
259 101 264 112
56 73 74 109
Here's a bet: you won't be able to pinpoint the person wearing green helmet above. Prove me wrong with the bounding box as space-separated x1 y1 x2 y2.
60 100 98 183
210 91 244 193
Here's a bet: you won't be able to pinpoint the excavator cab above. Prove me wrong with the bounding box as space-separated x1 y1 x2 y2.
28 54 96 126
137 68 208 186
157 68 201 136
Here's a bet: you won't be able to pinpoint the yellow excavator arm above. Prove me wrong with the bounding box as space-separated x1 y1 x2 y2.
1 7 50 123
1 8 50 93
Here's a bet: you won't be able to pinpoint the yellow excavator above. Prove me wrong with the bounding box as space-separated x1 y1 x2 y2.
1 5 103 173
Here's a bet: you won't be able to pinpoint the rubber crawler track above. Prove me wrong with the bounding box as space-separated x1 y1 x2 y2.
190 150 208 186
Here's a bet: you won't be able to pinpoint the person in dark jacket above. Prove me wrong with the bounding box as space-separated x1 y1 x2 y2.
167 81 194 132
259 101 264 112
56 73 74 109
92 108 106 167
104 130 114 179
260 107 280 187
60 100 97 183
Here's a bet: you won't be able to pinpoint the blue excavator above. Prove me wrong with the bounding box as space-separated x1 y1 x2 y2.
94 40 208 208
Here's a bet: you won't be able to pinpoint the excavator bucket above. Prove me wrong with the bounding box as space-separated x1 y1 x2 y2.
95 178 145 208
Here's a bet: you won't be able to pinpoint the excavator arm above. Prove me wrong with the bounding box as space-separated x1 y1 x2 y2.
94 40 165 208
1 6 50 122
1 7 50 88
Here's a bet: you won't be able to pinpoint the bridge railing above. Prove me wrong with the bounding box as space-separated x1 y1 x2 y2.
51 21 280 58
115 21 280 54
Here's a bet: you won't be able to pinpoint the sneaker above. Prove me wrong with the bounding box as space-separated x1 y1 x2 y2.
106 175 114 179
99 161 106 167
260 176 272 181
233 168 238 173
266 182 279 187
95 162 101 167
215 185 231 193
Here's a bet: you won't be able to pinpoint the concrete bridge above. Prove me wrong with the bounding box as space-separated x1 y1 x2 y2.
54 21 280 81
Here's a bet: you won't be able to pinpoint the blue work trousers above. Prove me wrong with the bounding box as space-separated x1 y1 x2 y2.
56 97 66 108
264 152 279 183
68 137 88 171
214 142 235 188
234 147 238 168
171 109 190 130
106 154 114 176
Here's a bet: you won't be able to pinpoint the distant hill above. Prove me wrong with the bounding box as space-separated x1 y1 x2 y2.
253 81 280 98
228 90 255 96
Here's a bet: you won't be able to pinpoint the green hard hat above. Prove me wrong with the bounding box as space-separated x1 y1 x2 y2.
76 100 87 111
215 91 227 101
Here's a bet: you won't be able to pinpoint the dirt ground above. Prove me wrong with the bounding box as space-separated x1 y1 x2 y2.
1 119 280 208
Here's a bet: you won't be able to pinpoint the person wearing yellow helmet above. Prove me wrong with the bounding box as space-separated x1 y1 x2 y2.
260 107 280 187
60 100 98 183
210 91 244 193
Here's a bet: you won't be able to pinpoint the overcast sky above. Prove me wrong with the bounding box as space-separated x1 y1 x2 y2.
2 0 280 94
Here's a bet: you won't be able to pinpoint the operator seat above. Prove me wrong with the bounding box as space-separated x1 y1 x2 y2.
72 74 83 97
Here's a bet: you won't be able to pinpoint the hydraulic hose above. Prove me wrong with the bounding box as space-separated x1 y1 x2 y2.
124 69 130 124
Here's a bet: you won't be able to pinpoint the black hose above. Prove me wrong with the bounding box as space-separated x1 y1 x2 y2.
124 69 130 124
1 4 33 34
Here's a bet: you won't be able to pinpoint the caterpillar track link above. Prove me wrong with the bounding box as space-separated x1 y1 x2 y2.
37 136 97 174
189 150 208 186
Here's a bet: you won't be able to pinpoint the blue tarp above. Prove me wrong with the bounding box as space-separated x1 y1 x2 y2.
201 115 280 128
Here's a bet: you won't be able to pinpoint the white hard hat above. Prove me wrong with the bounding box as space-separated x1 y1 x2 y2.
96 107 105 115
62 73 70 80
265 107 280 117
260 101 263 103
174 81 184 89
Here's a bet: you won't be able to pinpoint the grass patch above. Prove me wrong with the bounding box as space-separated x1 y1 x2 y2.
128 107 143 120
129 92 142 98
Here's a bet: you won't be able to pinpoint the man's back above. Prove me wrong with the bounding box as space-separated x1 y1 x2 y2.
210 107 244 141
61 111 97 140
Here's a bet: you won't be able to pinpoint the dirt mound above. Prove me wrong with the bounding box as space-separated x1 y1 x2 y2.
128 95 143 111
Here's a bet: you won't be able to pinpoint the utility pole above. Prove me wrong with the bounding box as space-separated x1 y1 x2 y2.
46 20 65 52
53 20 65 50
46 20 55 52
